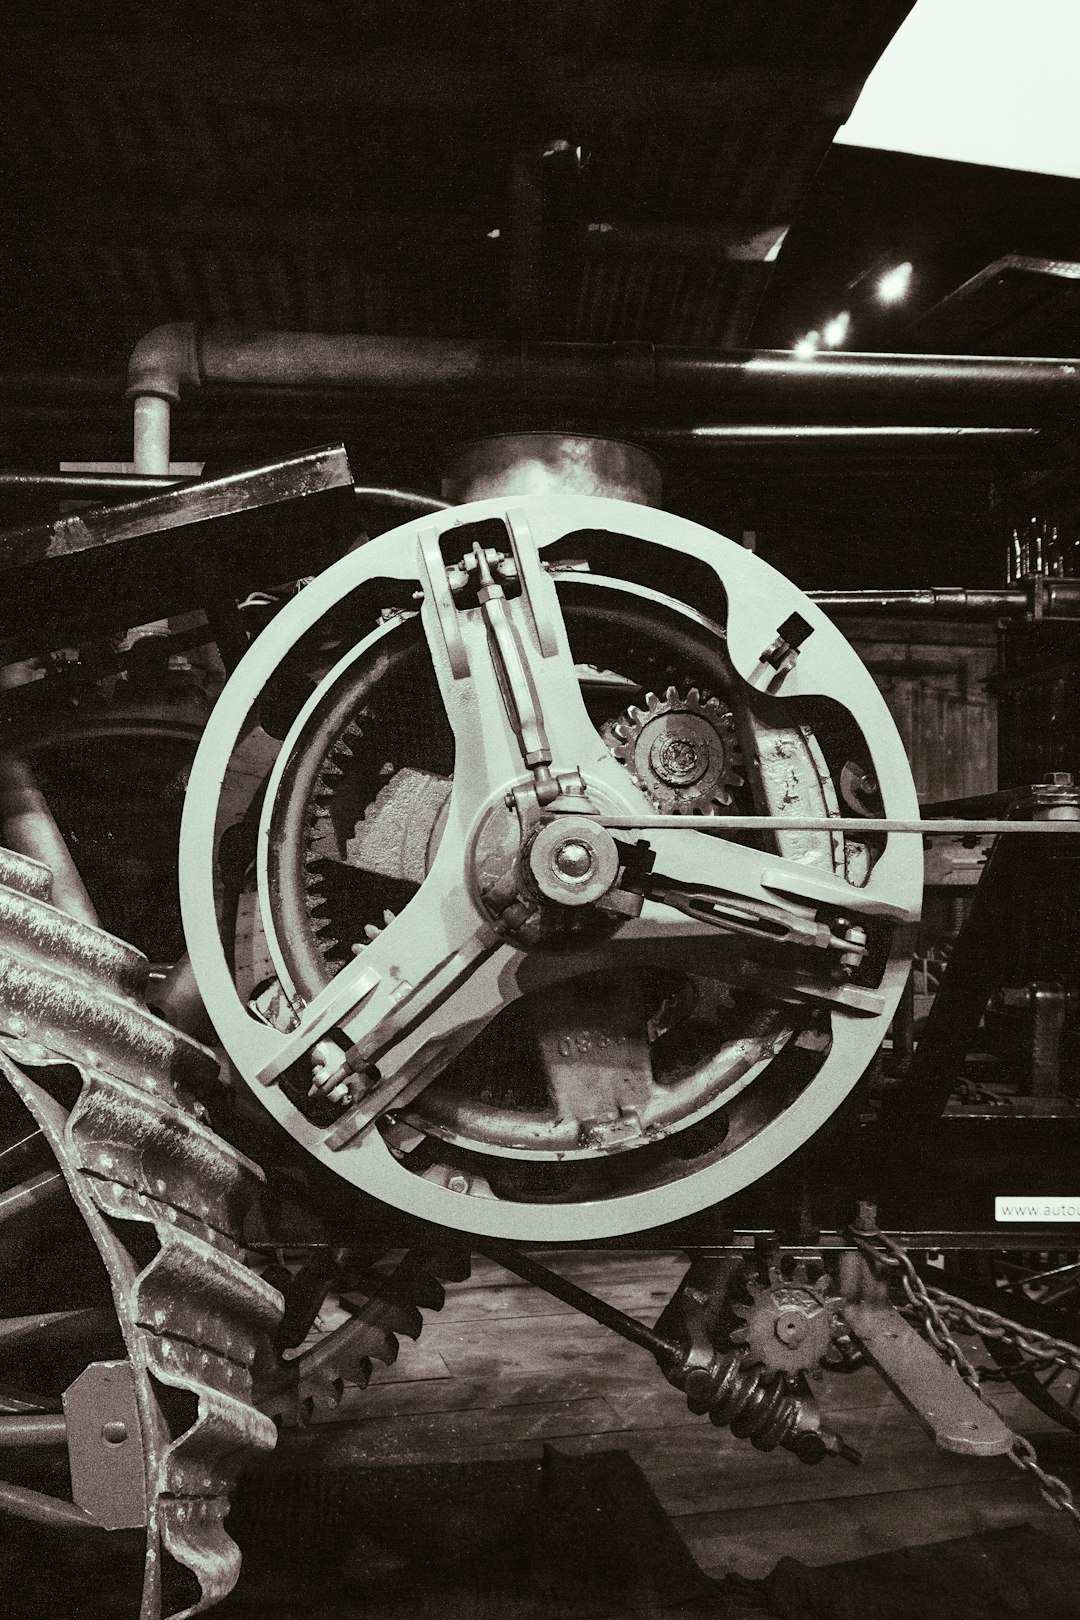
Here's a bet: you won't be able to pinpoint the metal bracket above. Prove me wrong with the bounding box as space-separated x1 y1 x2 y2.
62 1359 147 1530
839 1299 1013 1457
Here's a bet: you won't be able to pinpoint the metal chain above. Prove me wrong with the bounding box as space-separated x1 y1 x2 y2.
848 1226 1080 1528
849 1227 983 1391
923 1285 1080 1376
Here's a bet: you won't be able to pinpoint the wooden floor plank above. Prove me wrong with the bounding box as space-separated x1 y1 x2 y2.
271 1394 626 1468
279 1249 1080 1579
678 1476 1070 1579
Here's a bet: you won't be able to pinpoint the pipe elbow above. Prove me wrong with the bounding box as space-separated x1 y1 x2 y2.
126 322 199 404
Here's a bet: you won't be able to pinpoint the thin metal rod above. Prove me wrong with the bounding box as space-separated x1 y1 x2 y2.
641 425 1040 443
597 816 1080 835
0 1171 66 1228
0 1128 46 1182
0 1384 59 1416
475 1241 676 1359
0 1477 99 1533
0 1413 66 1448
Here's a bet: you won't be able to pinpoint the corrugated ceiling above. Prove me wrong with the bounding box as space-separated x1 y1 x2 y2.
0 1 913 366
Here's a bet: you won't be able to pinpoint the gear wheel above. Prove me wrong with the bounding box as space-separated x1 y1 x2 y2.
258 1244 471 1425
602 685 744 814
730 1262 843 1378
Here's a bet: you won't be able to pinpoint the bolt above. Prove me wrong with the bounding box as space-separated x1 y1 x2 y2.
554 840 593 880
101 1420 128 1445
448 1174 469 1194
838 923 867 973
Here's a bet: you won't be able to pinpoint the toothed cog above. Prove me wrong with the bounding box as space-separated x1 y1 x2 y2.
602 685 744 814
730 1263 844 1378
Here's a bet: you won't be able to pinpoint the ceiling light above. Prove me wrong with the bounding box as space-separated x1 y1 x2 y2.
877 262 913 303
822 312 851 347
792 331 820 359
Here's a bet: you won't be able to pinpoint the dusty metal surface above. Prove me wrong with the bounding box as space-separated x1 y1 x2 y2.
0 843 281 1618
63 1360 146 1531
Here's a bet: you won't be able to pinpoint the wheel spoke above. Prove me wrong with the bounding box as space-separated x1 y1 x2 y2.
0 1477 99 1533
998 1259 1080 1292
0 1307 118 1354
603 918 886 1015
0 1127 47 1182
0 1412 66 1448
627 824 917 929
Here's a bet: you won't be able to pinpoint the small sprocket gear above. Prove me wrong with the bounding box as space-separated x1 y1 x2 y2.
730 1261 844 1378
602 685 744 814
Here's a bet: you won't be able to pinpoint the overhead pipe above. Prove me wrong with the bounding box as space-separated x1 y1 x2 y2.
807 581 1080 620
127 323 1080 472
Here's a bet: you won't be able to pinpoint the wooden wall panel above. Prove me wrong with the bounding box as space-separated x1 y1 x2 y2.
843 616 999 802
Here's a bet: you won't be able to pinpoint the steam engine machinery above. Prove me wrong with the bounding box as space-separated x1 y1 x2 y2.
0 401 1078 1618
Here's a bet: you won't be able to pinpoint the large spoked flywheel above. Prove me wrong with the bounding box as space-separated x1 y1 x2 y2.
182 496 921 1240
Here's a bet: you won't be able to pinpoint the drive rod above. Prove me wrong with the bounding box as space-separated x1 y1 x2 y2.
475 1241 676 1362
596 817 1080 834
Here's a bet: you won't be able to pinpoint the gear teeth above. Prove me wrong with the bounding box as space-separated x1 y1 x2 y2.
359 909 396 946
745 1277 765 1300
729 1326 749 1346
645 691 660 712
664 684 680 705
685 686 701 706
321 759 344 778
730 1302 751 1321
